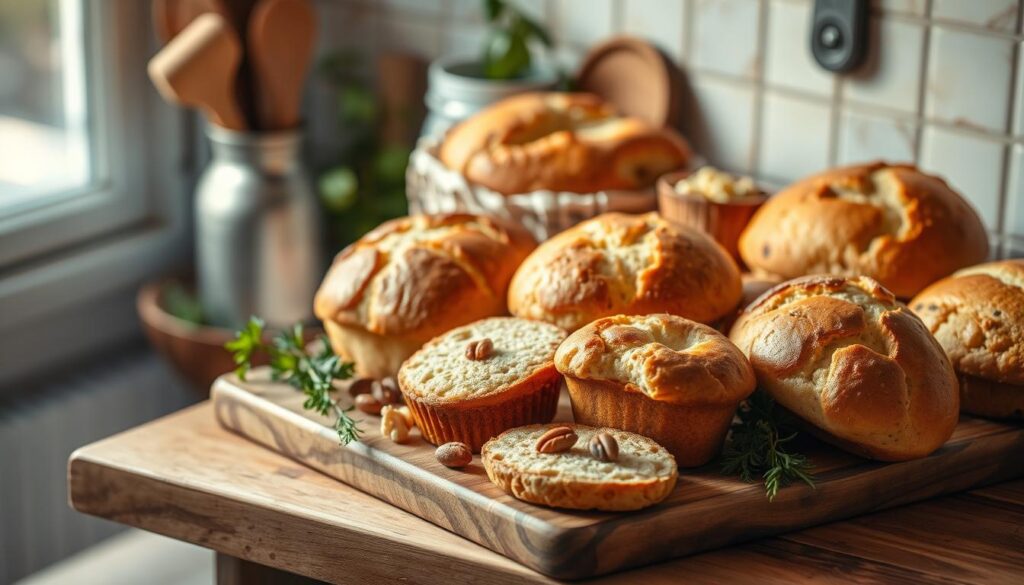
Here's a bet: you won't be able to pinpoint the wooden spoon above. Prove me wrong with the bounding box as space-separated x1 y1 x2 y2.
148 13 247 130
248 0 317 130
152 0 230 44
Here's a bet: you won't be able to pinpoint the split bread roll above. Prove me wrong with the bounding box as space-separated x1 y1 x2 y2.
508 212 742 331
313 214 536 379
439 92 691 195
482 424 678 511
739 162 989 298
729 275 959 461
911 260 1024 419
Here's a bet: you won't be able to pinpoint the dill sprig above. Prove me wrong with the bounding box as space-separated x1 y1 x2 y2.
721 390 815 501
226 316 361 444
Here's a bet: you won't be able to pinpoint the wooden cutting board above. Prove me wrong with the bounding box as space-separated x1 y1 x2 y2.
212 370 1024 580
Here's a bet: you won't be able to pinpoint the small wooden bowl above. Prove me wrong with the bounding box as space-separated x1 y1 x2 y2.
657 170 768 265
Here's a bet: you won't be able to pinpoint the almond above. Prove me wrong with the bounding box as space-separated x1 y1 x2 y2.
435 442 472 468
535 426 578 454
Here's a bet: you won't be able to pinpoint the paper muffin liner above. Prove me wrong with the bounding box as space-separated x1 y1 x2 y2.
564 376 736 467
403 375 562 453
406 137 663 242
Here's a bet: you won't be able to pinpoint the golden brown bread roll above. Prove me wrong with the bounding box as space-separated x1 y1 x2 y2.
738 162 989 298
313 214 536 378
439 92 691 195
911 260 1024 419
508 212 742 331
729 275 959 461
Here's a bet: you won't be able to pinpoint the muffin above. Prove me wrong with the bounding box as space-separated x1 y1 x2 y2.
554 313 755 466
439 92 691 195
508 212 742 331
738 162 989 298
482 424 678 511
730 275 959 461
657 166 768 264
911 260 1024 419
313 214 536 379
397 317 567 452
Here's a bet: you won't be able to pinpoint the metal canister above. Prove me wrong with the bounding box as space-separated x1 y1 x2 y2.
195 125 323 328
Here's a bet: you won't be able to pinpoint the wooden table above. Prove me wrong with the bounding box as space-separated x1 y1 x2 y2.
68 403 1024 584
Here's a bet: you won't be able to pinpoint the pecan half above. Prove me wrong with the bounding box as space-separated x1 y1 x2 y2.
465 337 495 361
535 426 578 454
588 432 619 462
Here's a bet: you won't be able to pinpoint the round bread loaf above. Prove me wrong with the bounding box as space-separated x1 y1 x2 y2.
481 424 678 511
729 275 959 461
911 260 1024 419
738 162 989 298
555 313 755 466
313 214 536 379
439 92 691 195
398 317 567 451
508 212 742 331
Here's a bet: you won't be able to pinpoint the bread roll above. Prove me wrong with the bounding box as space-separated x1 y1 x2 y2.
911 260 1024 419
729 275 959 461
739 162 989 298
508 212 742 331
439 92 691 195
313 214 536 378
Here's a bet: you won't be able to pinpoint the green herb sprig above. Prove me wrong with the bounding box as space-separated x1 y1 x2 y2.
721 391 815 501
226 317 361 444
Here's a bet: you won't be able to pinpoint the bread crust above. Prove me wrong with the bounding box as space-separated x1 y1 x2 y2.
508 212 742 331
729 275 959 461
439 92 691 195
738 162 989 298
314 214 536 377
910 260 1024 419
481 424 678 511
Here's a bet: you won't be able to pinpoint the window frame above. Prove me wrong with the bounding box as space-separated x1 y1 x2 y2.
0 0 192 388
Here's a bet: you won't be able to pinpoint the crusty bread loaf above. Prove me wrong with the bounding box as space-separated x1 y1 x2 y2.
439 92 691 195
398 317 567 451
738 162 989 298
481 424 678 511
313 214 536 378
911 260 1024 419
729 275 959 461
508 212 742 331
556 313 755 466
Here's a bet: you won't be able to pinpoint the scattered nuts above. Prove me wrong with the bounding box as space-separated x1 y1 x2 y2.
380 405 410 443
535 426 578 454
435 442 472 468
588 432 619 462
354 393 382 415
464 337 494 361
348 377 375 398
385 404 415 428
372 377 403 405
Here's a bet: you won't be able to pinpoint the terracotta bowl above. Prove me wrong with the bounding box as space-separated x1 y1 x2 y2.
657 170 768 266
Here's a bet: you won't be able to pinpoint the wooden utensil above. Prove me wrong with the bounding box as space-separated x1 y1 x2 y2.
152 0 230 44
148 13 247 130
248 0 317 130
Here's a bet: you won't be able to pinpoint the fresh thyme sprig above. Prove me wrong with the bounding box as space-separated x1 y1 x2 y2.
721 390 815 501
226 316 361 444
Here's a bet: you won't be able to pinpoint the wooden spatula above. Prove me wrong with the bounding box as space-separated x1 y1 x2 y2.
248 0 317 130
148 13 247 130
152 0 230 44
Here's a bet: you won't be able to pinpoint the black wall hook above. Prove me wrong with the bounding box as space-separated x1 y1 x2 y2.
811 0 869 73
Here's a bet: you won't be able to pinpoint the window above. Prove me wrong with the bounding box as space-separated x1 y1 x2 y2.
0 1 191 387
0 0 91 214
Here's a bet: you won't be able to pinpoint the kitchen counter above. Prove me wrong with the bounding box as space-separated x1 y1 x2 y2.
68 403 1024 584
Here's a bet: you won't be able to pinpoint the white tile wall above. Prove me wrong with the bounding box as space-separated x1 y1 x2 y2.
317 0 1024 256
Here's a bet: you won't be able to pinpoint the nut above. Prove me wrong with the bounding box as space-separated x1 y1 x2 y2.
388 404 415 428
535 426 578 454
588 432 619 462
348 377 375 398
380 405 410 443
435 442 472 468
464 338 494 361
372 377 403 405
354 393 382 415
